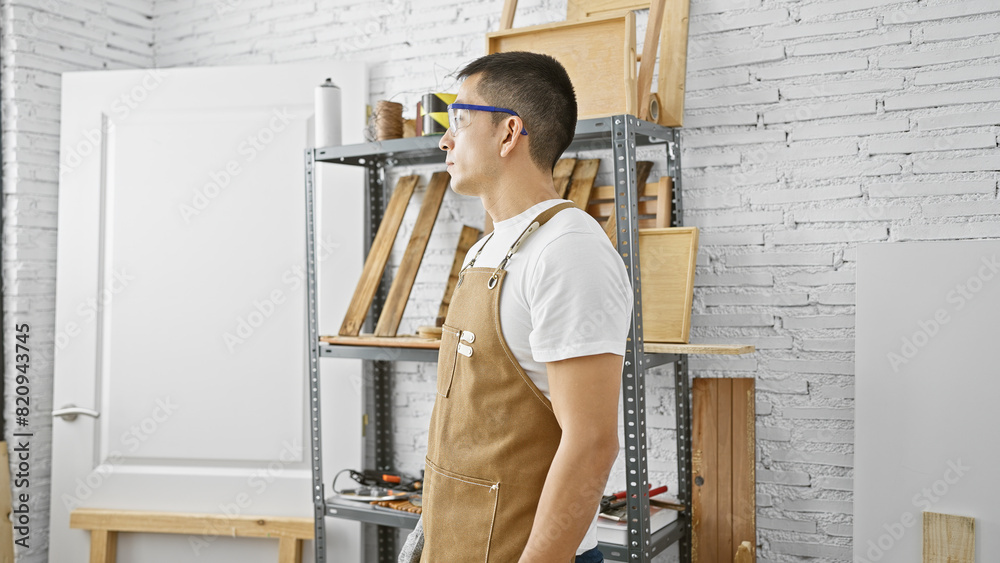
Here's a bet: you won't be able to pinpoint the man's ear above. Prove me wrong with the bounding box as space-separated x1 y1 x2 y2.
498 116 526 158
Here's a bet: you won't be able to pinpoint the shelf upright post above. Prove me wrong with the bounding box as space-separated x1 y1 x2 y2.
612 115 653 562
358 157 398 563
665 128 693 563
304 149 327 563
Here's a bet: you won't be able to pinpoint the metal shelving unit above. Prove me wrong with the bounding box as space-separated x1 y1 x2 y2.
305 115 692 563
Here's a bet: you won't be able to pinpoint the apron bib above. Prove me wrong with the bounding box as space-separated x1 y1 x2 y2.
422 202 575 563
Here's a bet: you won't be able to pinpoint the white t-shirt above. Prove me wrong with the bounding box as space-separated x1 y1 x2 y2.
461 198 634 555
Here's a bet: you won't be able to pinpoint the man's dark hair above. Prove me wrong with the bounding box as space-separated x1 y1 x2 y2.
458 51 577 171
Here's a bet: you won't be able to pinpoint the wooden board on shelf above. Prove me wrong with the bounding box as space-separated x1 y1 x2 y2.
339 175 419 336
321 336 753 355
566 0 690 127
321 335 442 349
437 225 482 325
692 378 755 563
565 159 601 210
373 172 450 337
486 13 637 120
638 226 697 343
923 512 974 563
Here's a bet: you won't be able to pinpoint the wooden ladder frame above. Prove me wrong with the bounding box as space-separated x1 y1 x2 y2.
70 509 314 563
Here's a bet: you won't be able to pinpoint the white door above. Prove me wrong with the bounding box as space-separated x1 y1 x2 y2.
50 63 366 562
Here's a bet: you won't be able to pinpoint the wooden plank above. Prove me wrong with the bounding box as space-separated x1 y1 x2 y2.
500 0 517 29
89 530 117 563
716 379 734 561
374 172 450 336
924 512 975 563
0 445 14 563
658 0 690 126
656 176 672 227
638 0 666 121
321 335 442 349
338 175 420 336
565 159 600 210
278 537 303 563
487 13 637 120
638 227 698 343
553 158 577 199
591 180 658 202
70 509 314 539
692 377 718 563
437 225 482 325
589 198 661 218
731 379 756 561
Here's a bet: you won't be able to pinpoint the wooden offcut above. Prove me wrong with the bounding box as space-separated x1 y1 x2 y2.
692 378 756 563
553 158 578 199
487 13 637 120
565 159 601 210
438 225 482 325
374 172 450 336
637 226 697 343
70 508 314 563
924 512 975 563
567 0 690 126
339 175 420 336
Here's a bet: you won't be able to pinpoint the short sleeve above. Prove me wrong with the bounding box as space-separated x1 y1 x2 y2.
526 231 634 363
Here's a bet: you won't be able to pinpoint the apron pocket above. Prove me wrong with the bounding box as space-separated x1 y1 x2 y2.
436 325 461 398
422 457 499 562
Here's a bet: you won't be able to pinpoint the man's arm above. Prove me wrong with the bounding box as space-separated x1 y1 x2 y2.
518 352 622 563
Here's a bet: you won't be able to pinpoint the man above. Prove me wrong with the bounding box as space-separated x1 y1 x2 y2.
404 51 633 563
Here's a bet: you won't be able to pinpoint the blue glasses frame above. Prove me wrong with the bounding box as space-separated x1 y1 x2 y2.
448 103 528 136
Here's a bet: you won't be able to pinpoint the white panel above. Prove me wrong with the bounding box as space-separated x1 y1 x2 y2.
856 240 1000 563
103 107 309 463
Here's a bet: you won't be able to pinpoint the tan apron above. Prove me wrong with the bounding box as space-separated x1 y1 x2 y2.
421 202 576 563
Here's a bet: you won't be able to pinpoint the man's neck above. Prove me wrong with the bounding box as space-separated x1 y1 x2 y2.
483 174 560 224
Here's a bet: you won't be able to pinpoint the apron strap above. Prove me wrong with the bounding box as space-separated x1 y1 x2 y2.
487 201 576 289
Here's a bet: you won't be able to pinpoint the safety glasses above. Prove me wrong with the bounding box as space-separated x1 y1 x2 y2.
447 103 528 136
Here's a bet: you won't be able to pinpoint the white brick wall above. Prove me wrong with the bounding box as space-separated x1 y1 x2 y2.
3 0 999 561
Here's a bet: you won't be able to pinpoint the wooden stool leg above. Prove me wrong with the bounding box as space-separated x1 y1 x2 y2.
89 530 117 563
278 537 302 563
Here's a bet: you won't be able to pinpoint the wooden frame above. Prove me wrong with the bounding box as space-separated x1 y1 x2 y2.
70 509 313 563
487 13 637 120
566 0 690 126
638 226 697 343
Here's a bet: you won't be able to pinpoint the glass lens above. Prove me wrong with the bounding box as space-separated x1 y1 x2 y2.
448 107 469 135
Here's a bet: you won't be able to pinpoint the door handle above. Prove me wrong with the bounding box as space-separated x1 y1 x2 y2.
52 404 100 422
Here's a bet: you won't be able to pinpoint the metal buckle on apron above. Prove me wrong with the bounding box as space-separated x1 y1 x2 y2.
457 342 473 357
487 273 499 289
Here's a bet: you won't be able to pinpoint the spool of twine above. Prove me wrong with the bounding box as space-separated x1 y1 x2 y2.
375 100 404 140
